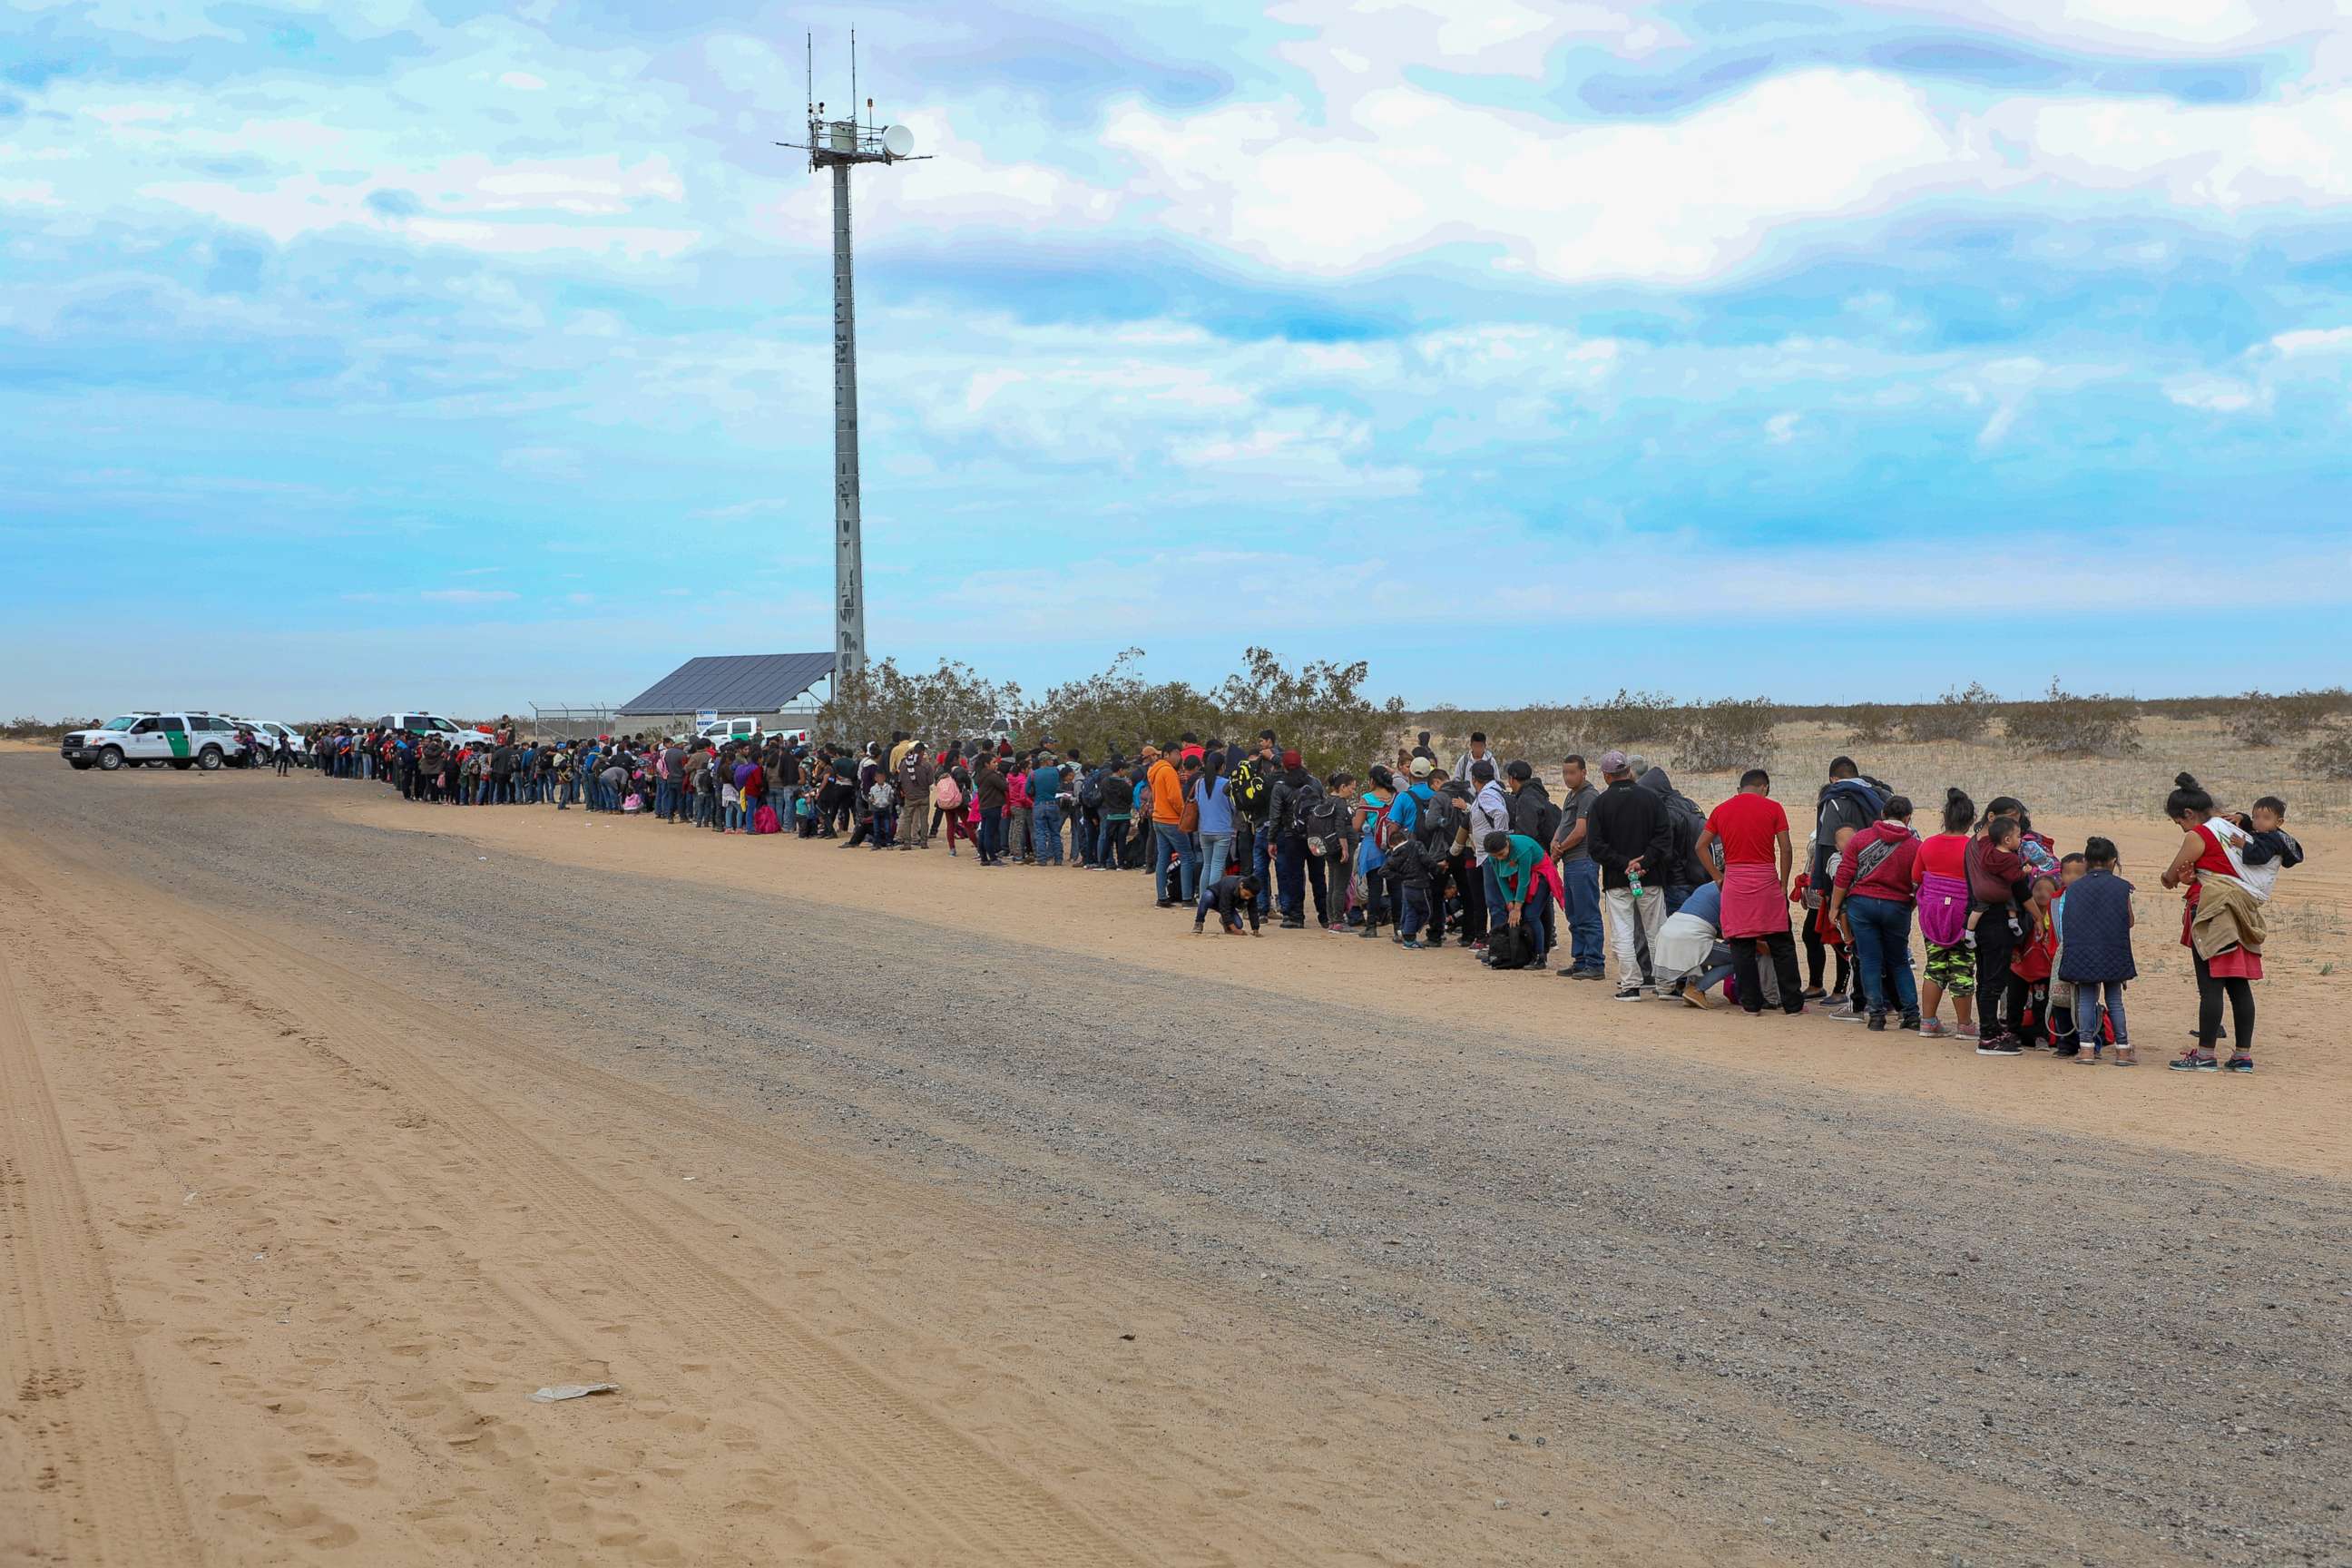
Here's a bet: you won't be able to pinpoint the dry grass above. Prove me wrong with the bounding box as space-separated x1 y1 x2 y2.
1410 713 2352 828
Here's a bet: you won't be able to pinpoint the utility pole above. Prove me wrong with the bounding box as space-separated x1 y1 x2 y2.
781 33 921 686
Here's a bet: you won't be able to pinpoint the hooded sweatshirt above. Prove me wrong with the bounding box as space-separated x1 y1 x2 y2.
1636 766 1710 886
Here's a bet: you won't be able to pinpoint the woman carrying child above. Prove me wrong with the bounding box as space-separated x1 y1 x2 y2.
2159 773 2266 1073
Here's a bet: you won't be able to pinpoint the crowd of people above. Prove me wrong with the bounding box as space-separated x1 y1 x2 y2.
301 720 2303 1073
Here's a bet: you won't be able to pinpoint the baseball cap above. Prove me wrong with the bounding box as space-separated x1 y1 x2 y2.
1408 756 1433 777
1281 749 1302 769
1598 749 1630 774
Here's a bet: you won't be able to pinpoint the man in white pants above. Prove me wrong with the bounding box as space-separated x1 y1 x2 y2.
1585 749 1671 1000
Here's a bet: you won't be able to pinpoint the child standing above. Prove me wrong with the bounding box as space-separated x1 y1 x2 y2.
2056 837 2137 1064
2047 852 2088 1055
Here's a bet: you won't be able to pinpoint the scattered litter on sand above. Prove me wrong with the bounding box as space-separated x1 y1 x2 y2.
529 1382 619 1404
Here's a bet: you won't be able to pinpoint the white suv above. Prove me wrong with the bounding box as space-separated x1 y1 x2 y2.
375 712 495 748
62 712 253 772
227 717 308 760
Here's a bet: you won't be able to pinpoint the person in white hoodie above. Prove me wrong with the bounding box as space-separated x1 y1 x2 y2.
1467 759 1512 946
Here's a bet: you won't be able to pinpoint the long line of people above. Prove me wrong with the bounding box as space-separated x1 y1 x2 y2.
303 721 2300 1073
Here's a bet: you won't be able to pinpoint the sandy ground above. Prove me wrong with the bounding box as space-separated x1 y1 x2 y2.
3 754 2347 1566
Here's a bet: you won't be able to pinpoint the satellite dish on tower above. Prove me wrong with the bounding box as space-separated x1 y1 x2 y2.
881 123 915 158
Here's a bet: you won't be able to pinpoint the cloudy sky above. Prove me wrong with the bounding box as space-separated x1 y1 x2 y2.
5 0 2349 719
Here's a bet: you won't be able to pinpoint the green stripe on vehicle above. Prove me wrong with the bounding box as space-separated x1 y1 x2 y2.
167 731 191 759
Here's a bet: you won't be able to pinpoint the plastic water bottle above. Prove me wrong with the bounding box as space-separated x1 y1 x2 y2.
1628 867 1644 898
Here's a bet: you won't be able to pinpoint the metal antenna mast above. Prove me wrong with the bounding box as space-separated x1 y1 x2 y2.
777 35 925 686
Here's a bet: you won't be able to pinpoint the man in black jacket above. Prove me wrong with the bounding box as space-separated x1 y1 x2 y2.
1585 750 1672 999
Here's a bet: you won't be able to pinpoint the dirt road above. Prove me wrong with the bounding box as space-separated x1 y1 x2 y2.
2 755 2346 1565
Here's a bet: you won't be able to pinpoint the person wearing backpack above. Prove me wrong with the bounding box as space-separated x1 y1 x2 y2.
1636 765 1711 916
1828 796 1923 1032
1234 730 1279 894
897 742 936 850
1504 761 1560 958
1808 756 1890 908
1195 752 1240 890
1093 760 1133 869
1385 764 1440 947
1029 750 1068 867
1267 750 1322 929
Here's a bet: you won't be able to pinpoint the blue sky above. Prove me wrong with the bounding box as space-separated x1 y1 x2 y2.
5 0 2350 720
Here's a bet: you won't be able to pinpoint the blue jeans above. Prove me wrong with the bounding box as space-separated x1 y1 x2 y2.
1562 858 1603 972
1483 861 1508 936
1507 879 1553 965
1199 831 1233 887
655 779 675 819
1156 824 1199 903
978 806 1004 862
1398 881 1430 938
1846 895 1920 1018
1250 823 1273 896
2078 977 2127 1045
1663 881 1696 918
1034 801 1063 864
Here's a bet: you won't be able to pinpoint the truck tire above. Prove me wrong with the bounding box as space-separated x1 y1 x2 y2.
97 746 124 771
197 746 224 771
171 759 193 770
68 758 93 771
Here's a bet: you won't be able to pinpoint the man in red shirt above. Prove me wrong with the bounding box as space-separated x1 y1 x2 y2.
1695 769 1804 1016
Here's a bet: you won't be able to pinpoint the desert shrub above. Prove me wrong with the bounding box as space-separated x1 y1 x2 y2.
2299 722 2352 780
1213 645 1405 776
2001 680 2141 757
1577 687 1677 745
1838 702 1899 745
818 658 1024 750
2229 688 2352 748
1015 646 1403 774
1674 697 1779 773
1899 681 1998 743
5 715 62 740
1026 647 1221 764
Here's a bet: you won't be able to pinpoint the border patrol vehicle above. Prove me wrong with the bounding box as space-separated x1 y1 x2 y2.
61 712 253 771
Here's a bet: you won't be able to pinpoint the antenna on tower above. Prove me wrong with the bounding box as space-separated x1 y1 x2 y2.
769 37 929 686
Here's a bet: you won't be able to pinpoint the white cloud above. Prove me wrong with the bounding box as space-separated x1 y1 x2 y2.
1109 69 1979 284
2267 327 2352 358
2004 90 2352 211
2165 373 2271 414
1764 411 1801 445
420 588 520 603
1861 0 2303 54
498 71 546 92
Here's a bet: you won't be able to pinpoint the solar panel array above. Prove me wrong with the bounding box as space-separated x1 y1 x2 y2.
616 652 837 716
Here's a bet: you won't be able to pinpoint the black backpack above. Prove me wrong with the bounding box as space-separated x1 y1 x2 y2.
1418 799 1461 859
1486 919 1537 971
1230 758 1268 817
1298 789 1344 856
1080 767 1105 809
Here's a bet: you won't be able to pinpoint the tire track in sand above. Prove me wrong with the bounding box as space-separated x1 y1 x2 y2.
0 924 201 1566
7 857 1140 1568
